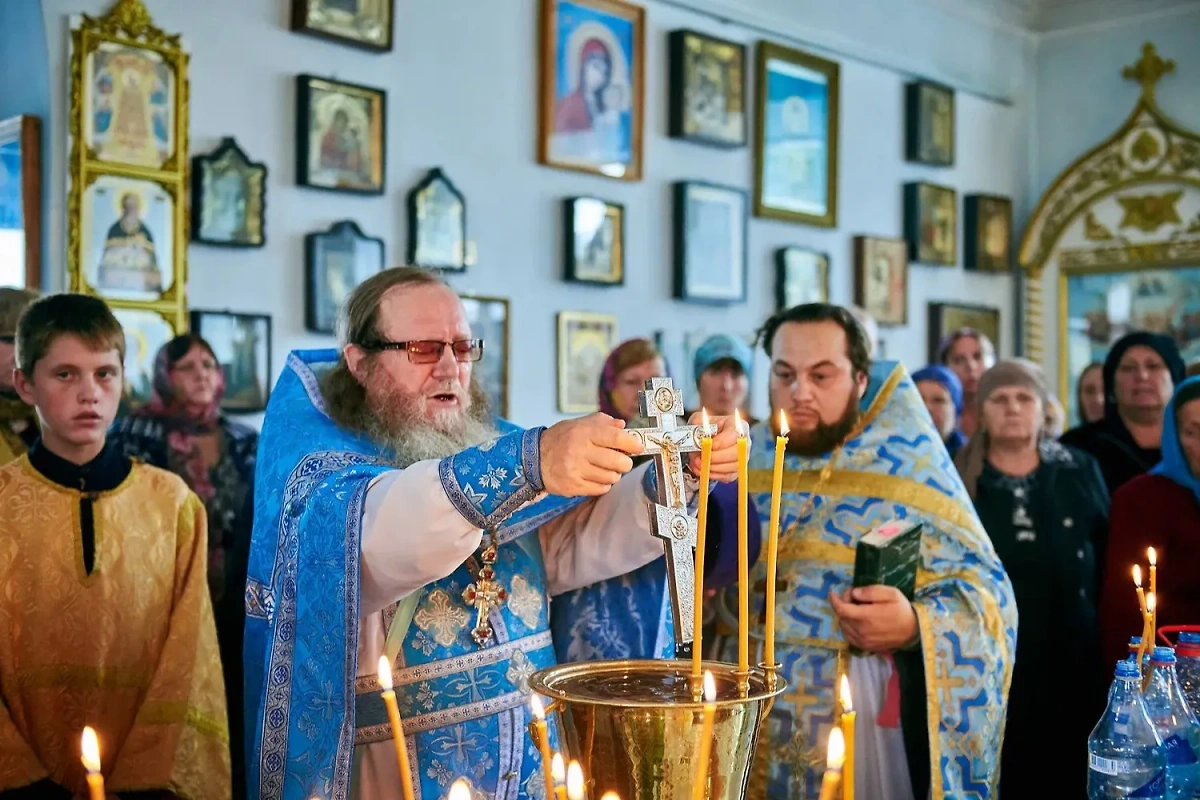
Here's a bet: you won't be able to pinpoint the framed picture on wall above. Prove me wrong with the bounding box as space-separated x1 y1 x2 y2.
0 115 41 289
754 41 839 227
667 29 747 148
775 246 829 309
964 194 1013 273
904 182 957 265
296 75 386 195
190 309 273 413
290 0 395 52
81 39 181 171
673 180 747 304
557 311 618 413
538 0 645 181
191 137 267 248
304 220 385 334
80 174 178 302
460 295 510 418
928 302 1000 363
564 196 624 285
854 236 908 326
407 167 467 271
111 305 177 408
905 80 955 166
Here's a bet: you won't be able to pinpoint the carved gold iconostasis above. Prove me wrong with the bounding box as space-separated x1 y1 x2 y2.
66 0 189 335
1020 44 1200 422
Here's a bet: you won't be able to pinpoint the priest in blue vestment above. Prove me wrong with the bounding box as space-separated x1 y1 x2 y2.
243 267 742 800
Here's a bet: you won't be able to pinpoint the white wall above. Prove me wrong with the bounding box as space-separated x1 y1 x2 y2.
37 0 1030 426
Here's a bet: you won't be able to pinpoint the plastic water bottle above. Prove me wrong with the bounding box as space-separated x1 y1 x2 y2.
1089 659 1166 799
1176 633 1200 718
1144 646 1200 798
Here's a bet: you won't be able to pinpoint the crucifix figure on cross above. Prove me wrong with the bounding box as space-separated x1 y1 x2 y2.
625 377 715 657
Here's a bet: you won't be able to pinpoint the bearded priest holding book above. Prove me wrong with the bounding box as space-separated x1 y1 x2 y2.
729 303 1017 800
244 267 743 800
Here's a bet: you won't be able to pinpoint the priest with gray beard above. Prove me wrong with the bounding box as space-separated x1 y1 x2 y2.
243 267 744 800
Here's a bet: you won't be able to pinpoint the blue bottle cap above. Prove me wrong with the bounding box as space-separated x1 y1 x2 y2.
1129 635 1143 645
1180 632 1200 645
1116 659 1141 678
1151 646 1177 664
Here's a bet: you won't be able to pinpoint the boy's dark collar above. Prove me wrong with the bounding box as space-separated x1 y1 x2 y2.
28 437 131 492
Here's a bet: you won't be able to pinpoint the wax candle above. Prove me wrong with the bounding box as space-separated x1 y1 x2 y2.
566 761 585 800
448 778 472 800
1133 565 1147 618
530 696 556 800
818 727 845 800
552 753 568 800
81 726 104 800
693 409 714 681
692 671 717 800
839 675 856 800
1148 547 1158 638
1147 593 1157 646
377 656 415 800
736 410 750 676
764 410 789 671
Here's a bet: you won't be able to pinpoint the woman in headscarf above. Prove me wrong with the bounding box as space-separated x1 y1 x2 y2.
912 364 967 458
550 338 759 662
955 359 1108 800
1061 331 1185 495
1100 376 1200 667
109 333 257 798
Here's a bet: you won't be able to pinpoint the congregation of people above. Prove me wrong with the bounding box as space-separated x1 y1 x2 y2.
1 275 1199 800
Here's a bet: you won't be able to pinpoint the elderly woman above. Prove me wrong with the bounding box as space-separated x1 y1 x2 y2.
939 328 997 437
108 333 257 798
550 338 759 662
1101 376 1200 667
913 364 967 457
955 360 1108 800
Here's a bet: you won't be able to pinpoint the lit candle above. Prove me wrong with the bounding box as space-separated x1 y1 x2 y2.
448 778 472 800
81 726 104 800
692 671 717 800
1147 592 1157 647
377 656 415 800
552 753 568 800
566 760 586 800
764 410 789 671
817 726 845 800
1133 565 1147 618
736 410 750 676
1148 547 1158 637
530 696 556 800
839 675 856 800
693 408 714 681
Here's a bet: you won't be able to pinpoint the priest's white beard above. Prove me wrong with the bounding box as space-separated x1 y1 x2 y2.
362 369 498 468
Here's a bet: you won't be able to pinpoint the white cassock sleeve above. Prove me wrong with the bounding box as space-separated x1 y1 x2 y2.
358 460 662 615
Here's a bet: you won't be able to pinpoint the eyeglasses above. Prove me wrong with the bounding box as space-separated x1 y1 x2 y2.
362 338 484 364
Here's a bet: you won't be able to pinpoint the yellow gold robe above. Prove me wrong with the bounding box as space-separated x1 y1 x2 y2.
0 455 230 799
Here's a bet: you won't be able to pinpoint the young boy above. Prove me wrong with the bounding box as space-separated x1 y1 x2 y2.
0 294 230 799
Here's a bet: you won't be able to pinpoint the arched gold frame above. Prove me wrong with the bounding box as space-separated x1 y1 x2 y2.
1018 43 1200 400
66 0 190 330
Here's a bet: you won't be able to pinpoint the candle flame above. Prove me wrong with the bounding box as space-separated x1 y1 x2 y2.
530 695 545 721
448 778 472 800
1148 592 1157 612
1133 564 1142 587
839 675 853 713
779 409 789 437
566 761 585 800
81 726 101 774
1148 546 1157 566
703 670 716 704
701 407 710 429
734 409 746 438
826 726 845 769
551 753 565 783
600 794 622 800
377 655 393 691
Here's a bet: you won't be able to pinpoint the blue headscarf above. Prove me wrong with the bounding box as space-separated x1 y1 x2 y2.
1150 374 1200 502
912 364 964 415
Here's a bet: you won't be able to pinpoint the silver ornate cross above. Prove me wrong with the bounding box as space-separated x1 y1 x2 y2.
626 377 715 656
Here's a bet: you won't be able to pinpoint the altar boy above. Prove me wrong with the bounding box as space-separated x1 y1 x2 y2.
0 294 230 799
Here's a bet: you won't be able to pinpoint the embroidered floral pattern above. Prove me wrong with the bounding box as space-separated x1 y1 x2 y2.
505 649 536 693
507 575 544 630
480 465 508 490
414 681 441 711
413 589 470 647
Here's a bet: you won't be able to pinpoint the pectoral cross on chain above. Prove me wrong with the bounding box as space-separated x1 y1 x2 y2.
462 541 507 647
626 378 715 657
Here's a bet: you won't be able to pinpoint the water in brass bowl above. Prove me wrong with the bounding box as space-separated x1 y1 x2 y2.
528 659 785 800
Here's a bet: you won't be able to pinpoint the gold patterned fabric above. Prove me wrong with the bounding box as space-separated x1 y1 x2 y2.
0 458 230 799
